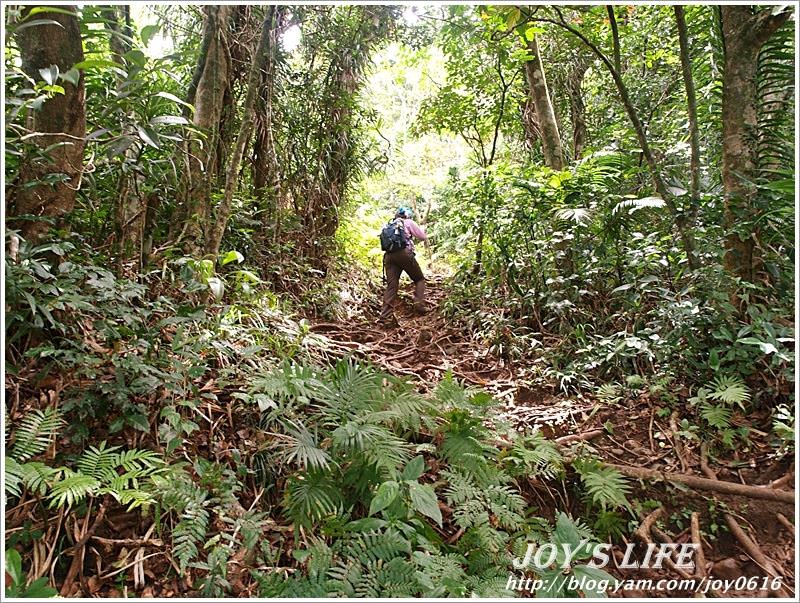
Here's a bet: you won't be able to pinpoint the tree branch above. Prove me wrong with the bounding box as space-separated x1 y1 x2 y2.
606 5 621 73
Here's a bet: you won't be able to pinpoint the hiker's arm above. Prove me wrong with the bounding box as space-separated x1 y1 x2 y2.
406 220 427 241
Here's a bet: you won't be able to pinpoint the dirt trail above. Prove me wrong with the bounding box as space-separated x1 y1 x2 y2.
309 275 589 436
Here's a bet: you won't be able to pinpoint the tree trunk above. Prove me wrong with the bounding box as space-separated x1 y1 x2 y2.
674 6 701 270
205 13 272 258
304 7 393 252
565 54 590 160
520 97 540 152
10 6 85 243
523 35 564 170
181 5 232 255
720 6 792 284
252 6 285 228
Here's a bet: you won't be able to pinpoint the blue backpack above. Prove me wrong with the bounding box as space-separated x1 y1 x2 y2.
379 217 407 252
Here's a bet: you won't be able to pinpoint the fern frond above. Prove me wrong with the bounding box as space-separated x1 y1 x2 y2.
612 196 665 214
5 457 23 498
47 470 100 508
76 441 123 481
708 375 750 408
10 408 64 462
505 432 564 480
579 465 631 512
700 401 732 429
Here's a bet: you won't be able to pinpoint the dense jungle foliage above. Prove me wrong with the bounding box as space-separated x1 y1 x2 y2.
3 3 796 599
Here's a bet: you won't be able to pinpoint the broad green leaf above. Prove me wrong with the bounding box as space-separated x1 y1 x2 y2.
220 250 244 266
401 455 425 481
26 6 79 17
15 19 64 32
136 126 160 149
72 58 122 71
156 91 194 113
553 512 582 549
535 568 567 598
5 548 23 586
123 49 147 68
141 24 160 47
369 480 399 516
345 517 386 532
572 565 613 597
59 68 80 86
408 482 442 526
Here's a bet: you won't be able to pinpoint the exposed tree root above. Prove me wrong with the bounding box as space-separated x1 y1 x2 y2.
690 512 707 580
700 445 791 598
606 462 794 504
634 507 695 582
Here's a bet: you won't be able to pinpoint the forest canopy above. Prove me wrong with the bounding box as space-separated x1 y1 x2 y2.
3 3 796 599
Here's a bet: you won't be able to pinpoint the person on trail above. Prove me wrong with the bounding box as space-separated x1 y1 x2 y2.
379 206 427 321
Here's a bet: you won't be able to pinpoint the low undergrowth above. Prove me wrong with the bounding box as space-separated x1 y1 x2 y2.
4 237 638 598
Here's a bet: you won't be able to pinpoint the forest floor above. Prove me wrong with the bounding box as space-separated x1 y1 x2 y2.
309 275 796 598
7 274 794 598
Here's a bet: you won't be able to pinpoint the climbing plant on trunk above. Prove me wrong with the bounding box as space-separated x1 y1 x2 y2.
179 5 233 255
719 5 793 286
205 11 274 258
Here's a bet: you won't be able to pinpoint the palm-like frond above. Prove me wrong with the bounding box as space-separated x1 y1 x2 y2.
708 374 750 408
284 470 342 528
700 401 732 429
612 196 665 214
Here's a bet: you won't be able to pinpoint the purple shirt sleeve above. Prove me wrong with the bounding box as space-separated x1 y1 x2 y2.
403 218 427 242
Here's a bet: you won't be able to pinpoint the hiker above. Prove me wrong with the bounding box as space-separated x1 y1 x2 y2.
379 206 428 321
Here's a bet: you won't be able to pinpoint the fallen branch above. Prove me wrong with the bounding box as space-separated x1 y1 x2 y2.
670 411 689 473
60 501 107 596
723 515 788 598
606 462 794 504
765 472 793 490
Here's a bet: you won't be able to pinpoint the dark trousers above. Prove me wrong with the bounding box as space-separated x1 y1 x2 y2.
381 248 426 318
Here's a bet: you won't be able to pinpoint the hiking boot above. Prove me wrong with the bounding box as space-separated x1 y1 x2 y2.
413 303 428 315
377 315 399 328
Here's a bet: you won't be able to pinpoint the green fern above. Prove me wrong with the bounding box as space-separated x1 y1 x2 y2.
700 401 733 429
708 375 750 409
9 408 64 462
504 432 564 480
596 382 623 404
577 463 632 512
47 469 100 508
